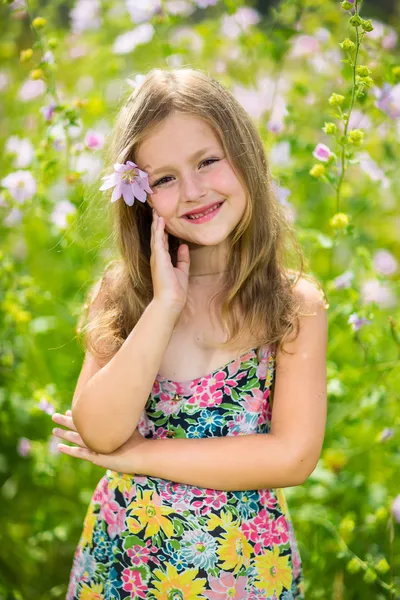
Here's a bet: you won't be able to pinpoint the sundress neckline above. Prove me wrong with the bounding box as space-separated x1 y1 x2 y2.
155 346 259 385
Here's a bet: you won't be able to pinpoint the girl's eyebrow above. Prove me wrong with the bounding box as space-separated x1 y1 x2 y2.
143 147 217 175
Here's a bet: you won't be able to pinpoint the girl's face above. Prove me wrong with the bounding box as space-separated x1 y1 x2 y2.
135 112 247 247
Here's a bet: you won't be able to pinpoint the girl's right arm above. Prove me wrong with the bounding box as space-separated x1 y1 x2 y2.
72 210 190 454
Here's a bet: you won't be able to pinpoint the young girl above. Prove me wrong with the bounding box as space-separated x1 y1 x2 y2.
52 67 328 600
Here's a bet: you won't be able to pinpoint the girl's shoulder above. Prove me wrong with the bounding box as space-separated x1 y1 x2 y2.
285 270 329 311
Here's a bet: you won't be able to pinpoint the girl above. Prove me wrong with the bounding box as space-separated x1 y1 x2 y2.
52 67 328 599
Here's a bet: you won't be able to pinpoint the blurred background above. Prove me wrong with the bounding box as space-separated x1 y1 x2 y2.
0 0 399 598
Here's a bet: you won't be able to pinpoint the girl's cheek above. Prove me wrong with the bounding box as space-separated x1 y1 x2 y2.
209 163 240 192
151 190 177 218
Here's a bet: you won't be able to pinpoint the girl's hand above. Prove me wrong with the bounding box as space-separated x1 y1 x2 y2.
151 209 190 316
51 410 148 474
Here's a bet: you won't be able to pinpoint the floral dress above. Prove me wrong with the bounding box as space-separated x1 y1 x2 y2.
66 344 305 600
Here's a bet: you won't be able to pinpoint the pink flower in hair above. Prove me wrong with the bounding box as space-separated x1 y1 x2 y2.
99 161 153 206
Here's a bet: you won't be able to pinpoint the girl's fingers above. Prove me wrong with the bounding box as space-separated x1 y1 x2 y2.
58 443 96 462
52 428 87 448
51 413 77 432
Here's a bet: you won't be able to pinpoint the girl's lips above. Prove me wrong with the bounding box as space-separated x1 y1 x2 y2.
182 201 224 224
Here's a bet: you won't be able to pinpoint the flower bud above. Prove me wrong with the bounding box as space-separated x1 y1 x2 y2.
375 558 390 574
349 14 362 27
309 165 325 178
363 569 377 584
330 213 349 229
356 65 371 77
362 19 373 32
329 93 345 106
356 75 374 88
392 66 400 79
339 38 356 51
323 122 337 135
348 129 364 145
30 68 44 80
32 17 47 29
341 0 353 9
20 48 33 62
346 557 362 574
48 38 58 49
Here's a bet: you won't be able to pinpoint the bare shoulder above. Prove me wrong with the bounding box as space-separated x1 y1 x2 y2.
288 271 330 314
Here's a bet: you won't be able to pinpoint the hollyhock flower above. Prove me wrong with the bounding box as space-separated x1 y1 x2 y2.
126 73 146 91
382 28 398 50
333 270 354 290
99 161 153 206
39 101 57 121
5 136 34 168
348 313 371 332
42 50 55 64
269 141 291 167
18 437 32 457
18 78 46 101
0 72 10 91
361 279 397 308
165 0 194 16
48 435 61 455
290 34 320 58
392 495 400 524
37 399 55 415
4 208 23 227
169 26 204 53
50 200 77 229
373 250 398 276
374 83 400 120
195 0 218 7
379 428 394 442
1 170 37 203
84 130 105 150
220 7 260 39
75 153 103 184
313 143 332 162
70 0 101 34
126 0 161 24
357 152 390 189
113 24 154 55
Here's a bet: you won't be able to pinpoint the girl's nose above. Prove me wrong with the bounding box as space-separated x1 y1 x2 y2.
180 172 207 202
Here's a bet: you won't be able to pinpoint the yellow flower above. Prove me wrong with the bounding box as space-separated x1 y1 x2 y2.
32 17 47 29
376 558 390 574
151 563 207 600
20 49 33 62
309 164 325 178
30 69 44 80
329 212 349 230
217 525 253 572
254 546 292 597
127 489 175 539
81 503 97 548
323 447 348 472
348 129 364 145
328 93 345 106
207 509 236 532
107 471 134 494
79 581 104 600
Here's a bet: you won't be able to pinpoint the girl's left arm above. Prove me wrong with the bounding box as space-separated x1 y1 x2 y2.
53 277 328 491
140 277 328 490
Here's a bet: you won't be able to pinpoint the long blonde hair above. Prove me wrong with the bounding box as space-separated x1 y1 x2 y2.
77 67 327 366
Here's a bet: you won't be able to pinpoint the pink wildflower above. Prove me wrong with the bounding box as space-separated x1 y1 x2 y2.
313 143 332 162
99 161 153 206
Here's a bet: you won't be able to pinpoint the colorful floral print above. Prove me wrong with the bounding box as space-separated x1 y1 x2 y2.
66 345 305 599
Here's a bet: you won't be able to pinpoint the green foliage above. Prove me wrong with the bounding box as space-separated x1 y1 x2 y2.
0 0 399 598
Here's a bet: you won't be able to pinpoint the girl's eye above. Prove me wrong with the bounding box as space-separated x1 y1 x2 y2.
153 158 220 187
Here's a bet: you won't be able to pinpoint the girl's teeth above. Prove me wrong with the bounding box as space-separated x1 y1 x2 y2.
187 203 221 219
